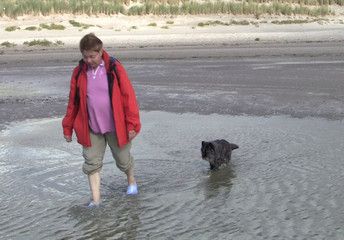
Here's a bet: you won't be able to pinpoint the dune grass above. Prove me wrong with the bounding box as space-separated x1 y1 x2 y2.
148 22 158 26
5 26 20 31
69 20 94 29
23 39 64 47
25 26 38 31
198 20 230 27
0 0 340 18
39 23 65 30
1 41 17 47
271 19 315 24
198 19 253 26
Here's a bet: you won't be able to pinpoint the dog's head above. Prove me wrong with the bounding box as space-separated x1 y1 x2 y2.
201 141 216 162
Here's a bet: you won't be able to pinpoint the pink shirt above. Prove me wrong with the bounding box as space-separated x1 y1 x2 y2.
86 61 116 134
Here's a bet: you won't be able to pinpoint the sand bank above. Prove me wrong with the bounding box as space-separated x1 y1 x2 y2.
0 13 343 51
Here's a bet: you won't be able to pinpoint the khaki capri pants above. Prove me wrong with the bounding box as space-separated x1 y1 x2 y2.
82 130 134 175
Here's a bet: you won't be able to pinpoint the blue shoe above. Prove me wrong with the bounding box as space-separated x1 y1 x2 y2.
88 201 101 207
127 184 138 195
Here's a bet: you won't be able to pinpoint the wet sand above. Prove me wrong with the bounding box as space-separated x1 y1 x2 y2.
1 40 343 131
1 23 344 239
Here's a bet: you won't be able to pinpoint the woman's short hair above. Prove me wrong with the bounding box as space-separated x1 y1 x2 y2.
79 33 103 52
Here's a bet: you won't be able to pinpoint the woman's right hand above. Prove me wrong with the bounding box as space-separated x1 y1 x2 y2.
64 135 72 142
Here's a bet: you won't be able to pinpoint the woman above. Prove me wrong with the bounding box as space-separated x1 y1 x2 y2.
62 33 141 206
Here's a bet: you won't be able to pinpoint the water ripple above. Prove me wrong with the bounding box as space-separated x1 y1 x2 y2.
1 113 344 239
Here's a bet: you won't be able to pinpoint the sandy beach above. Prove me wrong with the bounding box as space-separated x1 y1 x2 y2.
1 10 344 51
0 11 343 68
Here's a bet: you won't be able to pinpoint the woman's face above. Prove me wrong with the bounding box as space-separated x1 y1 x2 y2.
82 49 103 69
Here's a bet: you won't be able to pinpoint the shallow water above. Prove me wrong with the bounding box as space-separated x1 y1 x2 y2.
1 111 343 239
1 43 344 239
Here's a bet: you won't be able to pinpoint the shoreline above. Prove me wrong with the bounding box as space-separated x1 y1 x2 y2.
1 40 343 66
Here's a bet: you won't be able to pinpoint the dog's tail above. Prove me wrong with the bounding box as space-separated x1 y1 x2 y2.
231 143 239 150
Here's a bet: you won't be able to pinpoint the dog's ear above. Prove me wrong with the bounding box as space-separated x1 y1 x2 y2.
202 141 207 148
230 143 239 150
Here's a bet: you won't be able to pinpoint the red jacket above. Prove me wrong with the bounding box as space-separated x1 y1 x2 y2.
62 50 141 147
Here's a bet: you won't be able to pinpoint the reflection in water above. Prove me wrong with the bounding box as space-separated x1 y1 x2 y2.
1 112 344 239
203 166 236 200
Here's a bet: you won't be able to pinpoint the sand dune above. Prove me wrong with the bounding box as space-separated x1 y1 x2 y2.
0 12 343 49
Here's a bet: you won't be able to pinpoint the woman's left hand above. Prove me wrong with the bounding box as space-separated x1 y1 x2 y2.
128 130 137 141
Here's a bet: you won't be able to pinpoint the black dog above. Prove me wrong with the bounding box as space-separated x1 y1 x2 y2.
201 139 239 170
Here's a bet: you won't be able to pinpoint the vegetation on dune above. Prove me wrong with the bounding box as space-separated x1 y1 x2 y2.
25 26 38 31
23 39 64 47
39 23 65 30
271 19 314 24
198 19 254 26
69 20 94 29
148 22 158 26
0 0 341 18
1 41 17 47
5 26 20 31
